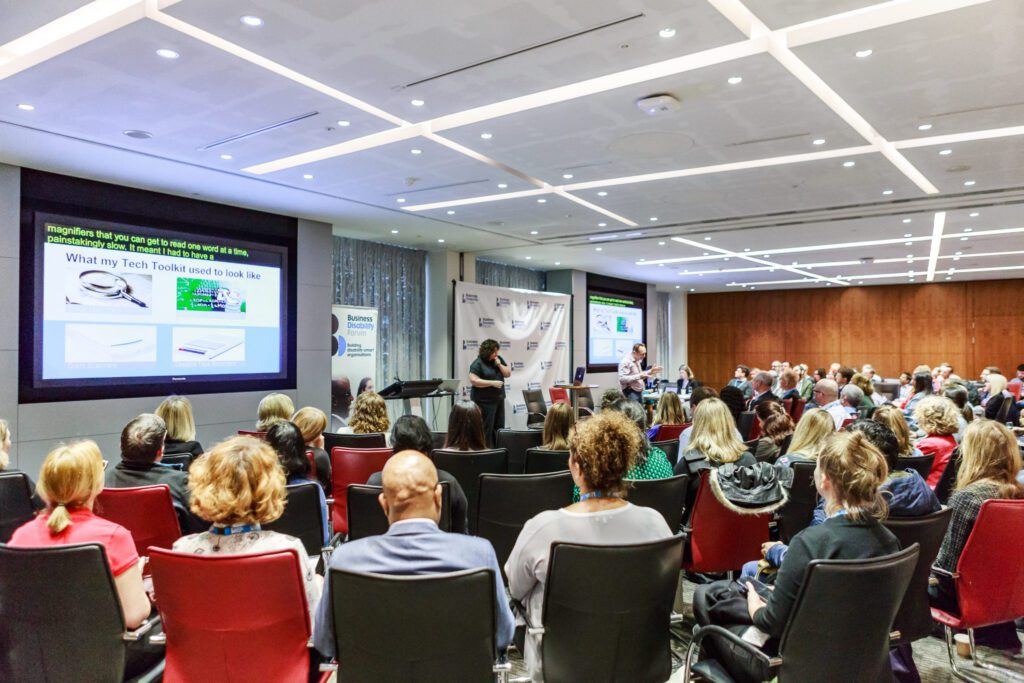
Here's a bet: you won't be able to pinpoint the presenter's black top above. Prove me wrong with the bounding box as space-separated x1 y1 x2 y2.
470 357 505 403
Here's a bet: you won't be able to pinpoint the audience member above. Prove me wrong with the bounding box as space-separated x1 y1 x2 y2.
797 364 815 400
837 366 854 387
812 379 847 429
718 385 747 425
848 420 939 519
105 413 204 532
256 392 295 432
506 411 672 680
777 369 800 401
173 436 322 615
751 401 794 462
540 402 574 451
315 450 514 658
840 384 865 416
861 364 877 381
291 406 332 492
0 418 42 509
897 371 913 401
679 387 733 450
930 420 1024 652
872 405 923 459
650 391 685 440
747 371 776 410
155 395 204 461
341 391 391 444
330 377 353 431
693 431 899 682
983 372 1020 425
604 399 673 483
827 362 842 381
677 364 701 394
852 372 884 407
368 415 468 534
912 396 960 487
265 421 329 546
777 409 834 467
600 387 625 410
674 398 755 516
444 400 487 451
901 371 933 423
728 365 753 400
942 384 972 442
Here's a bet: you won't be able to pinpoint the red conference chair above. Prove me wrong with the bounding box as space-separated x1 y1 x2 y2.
148 548 311 683
305 449 318 482
331 446 393 535
549 387 570 406
930 499 1024 681
653 424 687 441
682 472 772 574
94 484 181 558
237 430 268 439
839 417 856 431
791 398 807 421
1009 379 1022 401
748 417 762 440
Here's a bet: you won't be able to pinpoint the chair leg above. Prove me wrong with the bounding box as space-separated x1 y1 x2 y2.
967 628 1024 680
943 625 1024 683
682 637 700 683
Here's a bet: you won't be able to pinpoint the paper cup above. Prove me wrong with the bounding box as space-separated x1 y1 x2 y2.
954 633 972 658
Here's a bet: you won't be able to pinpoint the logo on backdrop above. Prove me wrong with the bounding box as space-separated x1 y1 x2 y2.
527 300 540 309
554 303 565 311
496 297 511 307
555 341 567 350
499 340 512 350
511 319 526 329
478 317 495 328
540 360 553 370
462 339 479 350
527 381 541 391
539 321 551 331
512 361 525 370
335 335 347 357
526 341 539 351
512 403 528 414
462 293 479 303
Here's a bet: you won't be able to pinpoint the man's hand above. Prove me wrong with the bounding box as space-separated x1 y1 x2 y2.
761 541 780 557
746 581 767 620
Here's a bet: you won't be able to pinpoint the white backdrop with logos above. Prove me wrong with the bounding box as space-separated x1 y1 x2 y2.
331 304 379 428
454 281 571 430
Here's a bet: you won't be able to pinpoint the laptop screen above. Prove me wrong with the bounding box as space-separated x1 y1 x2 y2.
573 366 586 384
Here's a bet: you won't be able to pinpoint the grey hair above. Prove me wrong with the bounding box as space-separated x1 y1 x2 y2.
609 398 651 464
841 384 864 406
754 371 774 387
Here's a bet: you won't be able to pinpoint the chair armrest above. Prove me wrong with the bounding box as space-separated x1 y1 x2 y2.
325 497 335 506
691 624 782 668
319 662 339 672
149 633 166 645
670 611 685 624
890 630 901 641
122 615 161 642
930 565 959 579
510 597 543 634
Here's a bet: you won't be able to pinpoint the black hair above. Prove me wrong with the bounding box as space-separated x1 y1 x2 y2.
478 339 500 359
265 421 308 479
846 418 899 470
445 400 486 451
390 414 434 454
718 385 746 423
912 372 933 395
357 377 373 395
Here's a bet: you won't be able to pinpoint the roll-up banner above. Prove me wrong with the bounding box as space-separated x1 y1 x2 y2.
330 304 378 431
453 281 571 430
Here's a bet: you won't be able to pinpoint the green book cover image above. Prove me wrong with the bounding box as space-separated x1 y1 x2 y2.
176 278 247 314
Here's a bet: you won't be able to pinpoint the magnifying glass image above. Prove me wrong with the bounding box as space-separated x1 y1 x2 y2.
78 270 148 308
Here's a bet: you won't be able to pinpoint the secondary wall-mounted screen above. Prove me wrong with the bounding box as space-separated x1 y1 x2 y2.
586 289 645 371
21 210 293 402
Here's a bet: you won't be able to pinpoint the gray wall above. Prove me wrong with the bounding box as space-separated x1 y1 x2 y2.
0 164 332 476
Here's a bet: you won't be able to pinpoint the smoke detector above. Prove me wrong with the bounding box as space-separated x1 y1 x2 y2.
859 257 874 265
635 94 681 116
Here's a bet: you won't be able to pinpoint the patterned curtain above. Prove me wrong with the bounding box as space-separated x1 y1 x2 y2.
332 236 426 385
656 291 670 375
476 258 547 291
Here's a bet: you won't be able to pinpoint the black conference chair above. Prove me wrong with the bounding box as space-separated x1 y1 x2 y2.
522 536 684 683
522 389 547 427
0 472 36 542
776 461 818 544
160 453 192 470
883 507 954 646
430 431 447 452
0 542 162 682
475 471 573 578
496 428 544 474
685 545 920 683
524 448 569 474
737 411 755 440
934 448 961 505
323 568 510 682
263 481 331 559
875 381 899 402
626 474 688 532
430 449 507 534
895 453 935 481
346 483 451 541
995 395 1013 423
777 433 793 456
324 431 386 452
652 439 680 468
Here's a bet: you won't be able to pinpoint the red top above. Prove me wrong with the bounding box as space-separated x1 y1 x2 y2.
916 434 958 489
9 507 139 576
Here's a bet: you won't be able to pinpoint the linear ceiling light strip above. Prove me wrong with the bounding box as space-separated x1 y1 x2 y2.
671 236 846 286
926 211 946 281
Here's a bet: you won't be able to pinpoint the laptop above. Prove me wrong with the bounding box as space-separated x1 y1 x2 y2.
436 378 461 394
573 366 586 385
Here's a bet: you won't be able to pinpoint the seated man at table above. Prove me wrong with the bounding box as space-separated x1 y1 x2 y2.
313 450 514 658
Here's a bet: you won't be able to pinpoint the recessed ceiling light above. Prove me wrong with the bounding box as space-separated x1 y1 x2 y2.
902 218 912 223
659 28 676 38
597 191 608 196
762 254 770 258
437 239 445 244
955 251 962 255
598 222 607 227
446 210 455 215
658 241 665 246
303 174 313 179
396 198 406 203
960 236 969 241
939 149 952 155
727 76 743 85
702 252 709 256
497 183 508 189
554 261 561 265
524 256 532 260
964 228 973 233
918 123 933 131
391 229 399 234
906 254 913 258
909 278 915 282
857 281 864 285
843 160 856 168
240 15 264 27
537 198 546 203
963 180 976 186
812 138 826 145
410 148 422 155
953 256 961 260
156 48 179 59
855 49 873 58
480 132 492 139
689 288 695 292
904 241 912 246
410 99 425 107
945 276 952 280
969 212 980 217
530 230 538 235
703 236 712 241
650 217 658 222
123 129 153 139
595 247 602 251
675 285 680 289
219 154 233 160
826 283 832 286
743 248 751 252
16 103 34 111
337 120 350 127
882 189 893 195
562 173 573 179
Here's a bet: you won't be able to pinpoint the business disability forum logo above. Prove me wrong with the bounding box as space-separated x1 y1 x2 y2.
526 341 539 351
478 317 495 328
527 381 542 391
555 341 567 350
512 361 525 370
511 319 526 329
527 300 541 309
540 361 553 370
496 296 511 307
499 340 512 350
461 293 479 303
512 403 528 414
462 339 479 350
554 303 566 311
539 321 551 331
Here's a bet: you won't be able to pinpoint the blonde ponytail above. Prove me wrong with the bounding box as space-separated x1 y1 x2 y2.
817 431 889 521
36 440 105 536
47 503 72 534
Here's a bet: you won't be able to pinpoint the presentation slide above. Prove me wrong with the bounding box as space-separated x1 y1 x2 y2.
35 213 286 384
587 291 644 367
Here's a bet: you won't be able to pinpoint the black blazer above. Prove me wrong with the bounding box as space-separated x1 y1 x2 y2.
164 439 204 461
780 388 801 401
677 378 703 394
748 391 778 411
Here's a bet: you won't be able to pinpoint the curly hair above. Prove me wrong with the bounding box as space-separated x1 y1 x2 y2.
755 401 794 445
851 372 875 397
912 395 960 436
478 339 499 359
348 391 390 434
256 393 295 432
817 431 889 521
569 410 638 495
188 436 286 525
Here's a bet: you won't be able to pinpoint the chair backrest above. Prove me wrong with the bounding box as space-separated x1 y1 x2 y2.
0 472 36 543
496 428 544 474
430 431 447 452
330 447 393 535
791 398 807 421
883 507 954 643
995 395 1013 423
651 439 680 468
777 461 819 544
347 483 452 540
0 542 127 682
549 387 570 406
263 482 326 556
1009 380 1023 401
149 547 311 683
522 388 548 417
952 499 1024 626
894 454 934 481
685 472 771 573
626 474 688 532
429 448 508 534
777 433 793 456
161 453 192 470
933 447 961 504
523 447 570 474
475 471 573 578
653 423 686 441
747 413 762 440
94 484 182 556
329 568 498 682
737 411 755 440
778 546 919 682
324 431 387 452
576 388 595 411
541 536 683 683
304 449 317 482
237 429 267 438
839 417 856 430
875 381 900 402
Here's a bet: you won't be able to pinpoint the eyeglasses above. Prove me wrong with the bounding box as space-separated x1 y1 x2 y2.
102 459 109 470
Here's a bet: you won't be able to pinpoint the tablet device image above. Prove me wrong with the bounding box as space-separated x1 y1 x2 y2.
178 333 244 359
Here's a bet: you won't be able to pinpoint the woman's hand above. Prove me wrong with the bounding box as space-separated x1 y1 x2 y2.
761 541 780 557
746 581 767 620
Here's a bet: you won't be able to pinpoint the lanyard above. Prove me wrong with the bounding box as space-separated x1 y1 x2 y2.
209 523 260 536
579 491 621 502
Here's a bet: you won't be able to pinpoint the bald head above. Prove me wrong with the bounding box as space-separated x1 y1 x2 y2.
378 450 442 524
814 379 839 403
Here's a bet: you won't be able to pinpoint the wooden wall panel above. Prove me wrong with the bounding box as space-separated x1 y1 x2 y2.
686 280 1024 389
